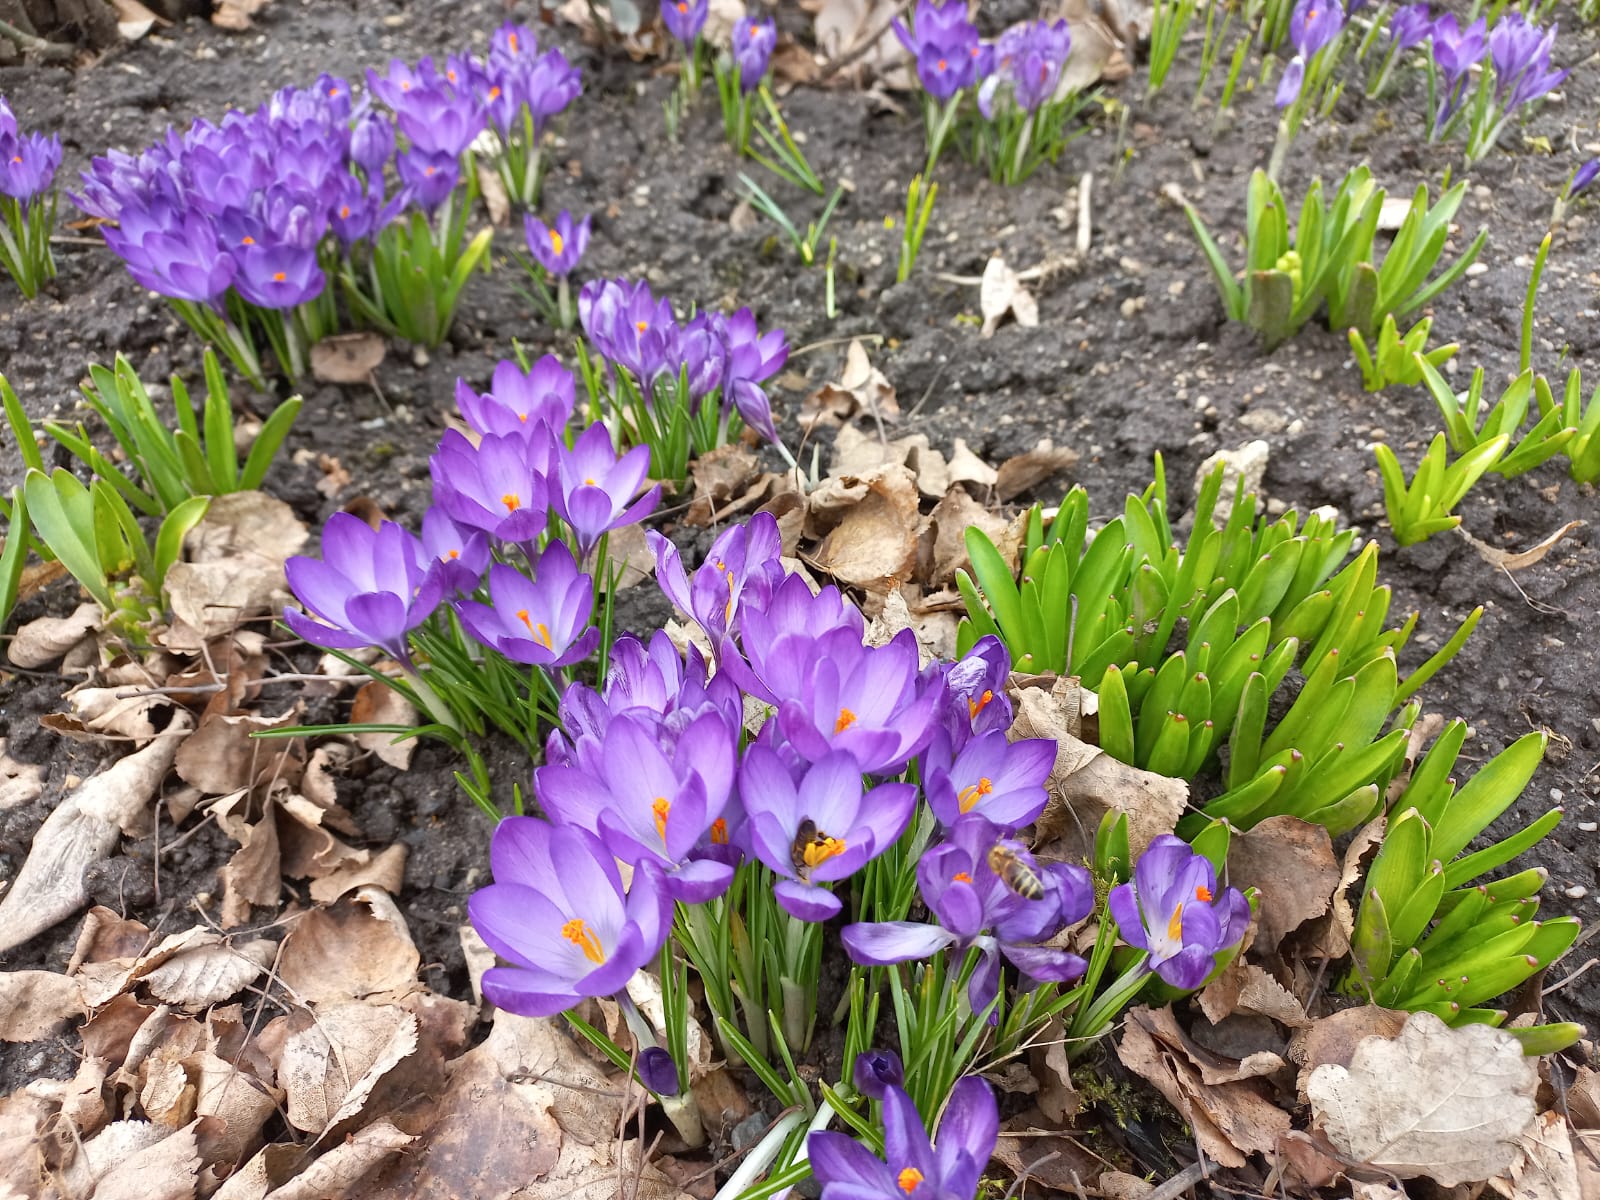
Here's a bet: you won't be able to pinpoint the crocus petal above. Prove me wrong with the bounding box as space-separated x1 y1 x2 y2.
1107 882 1149 949
666 857 734 903
773 879 841 922
840 921 958 966
807 1132 897 1193
1153 944 1215 991
481 967 582 1017
998 944 1088 986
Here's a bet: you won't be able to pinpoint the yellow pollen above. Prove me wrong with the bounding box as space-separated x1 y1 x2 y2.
968 689 994 719
1167 902 1184 942
518 412 529 422
953 871 972 884
677 1 688 10
9 155 19 165
652 797 671 842
1195 885 1212 902
401 80 411 91
489 85 501 99
241 235 255 245
340 204 351 218
724 570 737 623
635 319 648 332
561 918 605 964
803 836 846 870
447 549 461 559
710 817 728 844
424 166 437 177
509 33 519 51
584 476 598 486
957 776 994 814
328 87 340 97
272 271 287 282
835 708 857 734
937 57 948 70
514 611 554 648
550 228 565 255
898 1168 924 1194
502 493 522 512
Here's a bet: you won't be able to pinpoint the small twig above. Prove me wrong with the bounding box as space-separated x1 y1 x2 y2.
1544 956 1600 995
1142 1159 1210 1200
818 0 915 80
0 17 74 62
1076 171 1094 257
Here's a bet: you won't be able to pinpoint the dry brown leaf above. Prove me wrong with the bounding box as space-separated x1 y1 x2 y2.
1288 1005 1408 1098
141 938 276 1009
350 682 419 769
810 0 903 77
1098 1171 1155 1200
1490 1110 1581 1200
1029 1016 1081 1124
801 339 899 430
264 1120 414 1200
1462 519 1588 572
1116 1007 1289 1168
1308 1011 1537 1186
1226 816 1339 953
111 0 163 38
6 601 100 668
90 1120 202 1200
1275 1130 1348 1191
924 487 1009 588
946 438 999 489
272 1003 419 1136
176 709 304 797
141 1055 196 1126
1299 813 1386 961
0 742 46 811
308 843 408 903
995 440 1079 502
219 812 282 927
980 255 1039 337
44 685 174 745
190 1050 279 1168
311 332 386 384
685 443 762 519
212 0 271 30
165 492 306 649
0 970 85 1041
809 465 921 593
0 717 191 955
278 890 421 1005
1198 962 1308 1027
1030 725 1186 865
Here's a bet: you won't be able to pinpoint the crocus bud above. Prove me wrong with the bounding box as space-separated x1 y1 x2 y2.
637 1047 681 1097
853 1049 904 1100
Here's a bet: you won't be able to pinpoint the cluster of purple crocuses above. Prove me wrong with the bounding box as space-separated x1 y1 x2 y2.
579 277 791 453
69 22 581 384
0 95 63 297
892 0 1077 181
461 508 1249 1018
284 352 655 683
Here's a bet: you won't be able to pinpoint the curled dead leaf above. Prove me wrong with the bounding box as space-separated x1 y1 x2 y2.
980 255 1039 338
278 890 421 1005
311 333 386 384
350 683 419 770
0 970 85 1042
1460 519 1587 572
7 601 100 669
1226 816 1340 954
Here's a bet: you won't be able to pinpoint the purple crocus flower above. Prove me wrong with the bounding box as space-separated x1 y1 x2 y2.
0 131 62 202
1387 2 1432 51
469 817 671 1017
284 513 444 665
579 278 680 383
366 58 444 111
719 570 865 702
103 207 237 304
535 709 738 902
1488 13 1565 110
1108 834 1252 991
923 729 1053 831
420 507 491 595
430 428 552 545
492 21 538 64
550 421 661 558
854 1050 905 1101
713 308 787 444
731 16 777 92
741 746 917 921
842 815 1091 1017
350 111 396 175
1290 0 1345 57
1429 14 1488 131
524 49 583 135
661 0 709 45
456 356 576 440
935 635 1013 751
397 148 460 212
769 629 940 776
456 545 599 669
978 19 1072 116
1571 159 1600 197
637 1047 680 1097
1276 55 1307 108
0 98 15 144
525 209 590 277
233 241 324 309
396 83 486 158
810 1077 998 1200
893 0 978 59
648 510 786 645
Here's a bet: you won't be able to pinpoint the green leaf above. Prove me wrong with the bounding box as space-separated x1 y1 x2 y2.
1 374 43 473
155 496 211 593
1430 731 1546 863
1442 806 1563 892
24 469 112 610
0 485 28 633
1184 202 1244 317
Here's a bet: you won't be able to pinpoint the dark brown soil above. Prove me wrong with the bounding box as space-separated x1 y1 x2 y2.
1 0 1598 1099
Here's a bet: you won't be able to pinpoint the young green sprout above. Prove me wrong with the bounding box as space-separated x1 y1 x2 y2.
1374 431 1508 546
897 174 938 285
1348 314 1458 392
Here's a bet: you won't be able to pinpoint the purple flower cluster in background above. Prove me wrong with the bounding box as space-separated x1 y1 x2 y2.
579 277 790 445
978 19 1072 116
1275 0 1346 109
731 16 778 92
0 96 62 203
895 0 990 101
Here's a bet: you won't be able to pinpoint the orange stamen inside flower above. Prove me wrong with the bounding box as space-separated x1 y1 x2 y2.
968 689 994 719
489 86 501 100
803 836 846 870
584 476 598 486
272 271 287 283
677 1 688 10
710 818 728 844
550 228 565 255
1195 885 1213 902
509 32 519 51
340 205 351 218
561 918 605 964
447 549 461 559
636 319 649 332
937 57 948 70
724 570 737 623
898 1168 924 1194
835 708 857 734
241 236 255 245
502 493 522 511
957 776 994 814
953 871 972 884
515 610 555 649
424 166 437 177
1167 903 1184 941
653 797 671 842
